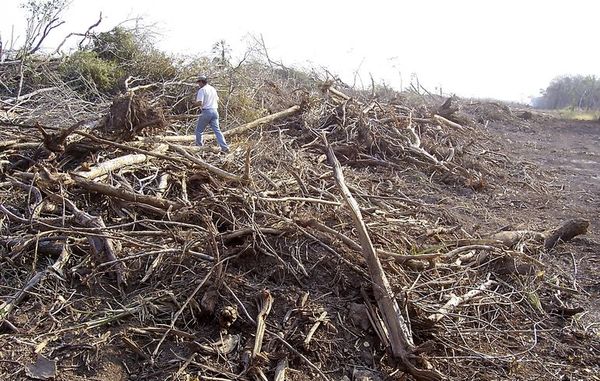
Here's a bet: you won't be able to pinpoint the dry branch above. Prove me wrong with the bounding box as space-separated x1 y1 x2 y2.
168 143 243 182
72 175 182 211
323 135 442 380
1 55 596 381
427 278 496 323
252 289 273 359
62 197 126 286
433 114 464 129
141 105 302 143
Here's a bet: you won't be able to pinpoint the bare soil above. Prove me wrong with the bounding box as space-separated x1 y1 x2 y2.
485 115 600 331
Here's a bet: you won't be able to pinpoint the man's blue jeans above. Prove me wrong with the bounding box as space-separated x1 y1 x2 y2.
195 108 229 151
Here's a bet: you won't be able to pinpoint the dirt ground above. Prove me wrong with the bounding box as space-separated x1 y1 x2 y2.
485 115 600 333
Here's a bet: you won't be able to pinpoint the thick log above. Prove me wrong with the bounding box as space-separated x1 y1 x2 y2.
433 114 463 130
544 218 589 250
72 175 183 211
73 144 167 179
487 230 545 248
74 154 149 179
488 219 589 251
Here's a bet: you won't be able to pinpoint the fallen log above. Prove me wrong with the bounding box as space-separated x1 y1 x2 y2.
14 170 183 212
488 218 589 251
72 175 183 211
73 144 168 179
138 105 302 143
487 230 545 248
433 114 464 130
544 218 589 250
324 135 442 381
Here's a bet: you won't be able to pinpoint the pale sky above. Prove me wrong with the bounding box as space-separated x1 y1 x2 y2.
1 0 598 102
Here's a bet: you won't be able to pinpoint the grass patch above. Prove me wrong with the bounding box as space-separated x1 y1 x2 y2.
556 108 600 121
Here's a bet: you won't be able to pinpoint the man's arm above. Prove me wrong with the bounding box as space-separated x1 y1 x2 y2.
193 89 204 108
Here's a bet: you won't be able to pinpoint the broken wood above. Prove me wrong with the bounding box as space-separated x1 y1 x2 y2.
427 278 496 323
303 311 327 349
433 114 463 130
72 175 182 211
544 218 589 250
61 197 126 286
252 289 273 359
323 135 442 380
274 357 288 381
140 105 302 143
487 218 589 251
168 143 243 182
487 230 545 248
0 244 71 322
73 146 168 179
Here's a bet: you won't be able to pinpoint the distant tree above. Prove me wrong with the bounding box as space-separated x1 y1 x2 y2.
535 74 600 110
211 40 231 67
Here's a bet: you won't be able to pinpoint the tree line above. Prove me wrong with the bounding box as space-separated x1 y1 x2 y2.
533 74 600 110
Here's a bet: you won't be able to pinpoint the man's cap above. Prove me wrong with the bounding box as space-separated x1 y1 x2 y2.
196 75 208 83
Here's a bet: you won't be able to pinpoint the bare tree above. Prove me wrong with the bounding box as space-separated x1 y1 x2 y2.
19 0 70 58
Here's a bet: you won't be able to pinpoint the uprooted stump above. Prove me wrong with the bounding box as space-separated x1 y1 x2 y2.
101 92 166 141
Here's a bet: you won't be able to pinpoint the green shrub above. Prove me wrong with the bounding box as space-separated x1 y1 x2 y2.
133 49 178 82
92 27 179 84
92 27 141 63
60 51 123 93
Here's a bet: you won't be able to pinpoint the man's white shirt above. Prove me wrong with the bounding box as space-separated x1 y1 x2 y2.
196 84 219 109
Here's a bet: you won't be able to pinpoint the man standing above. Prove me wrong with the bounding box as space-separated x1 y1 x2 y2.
194 75 229 152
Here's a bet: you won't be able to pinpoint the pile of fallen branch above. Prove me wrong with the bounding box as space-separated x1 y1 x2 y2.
0 72 597 381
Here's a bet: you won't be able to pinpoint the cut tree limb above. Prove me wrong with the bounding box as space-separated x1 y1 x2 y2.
487 218 589 251
72 175 182 211
433 114 464 130
74 144 167 179
140 105 302 143
544 218 589 250
323 135 442 381
487 230 545 248
61 197 126 286
168 143 243 182
427 278 496 323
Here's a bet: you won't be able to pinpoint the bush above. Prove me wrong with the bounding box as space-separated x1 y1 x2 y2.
60 51 123 93
92 27 141 63
132 49 178 82
92 27 179 84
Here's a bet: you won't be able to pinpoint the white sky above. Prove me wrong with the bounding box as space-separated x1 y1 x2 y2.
1 0 598 102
